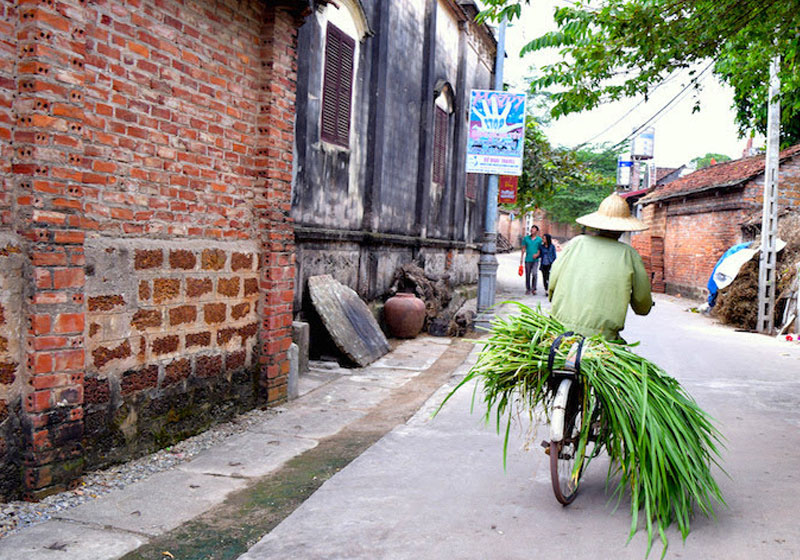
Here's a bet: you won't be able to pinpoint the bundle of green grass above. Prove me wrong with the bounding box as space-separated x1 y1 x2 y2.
439 303 725 557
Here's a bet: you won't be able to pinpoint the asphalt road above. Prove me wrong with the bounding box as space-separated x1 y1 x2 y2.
239 251 800 560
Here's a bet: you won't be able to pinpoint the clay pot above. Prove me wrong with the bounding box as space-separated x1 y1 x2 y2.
384 293 426 338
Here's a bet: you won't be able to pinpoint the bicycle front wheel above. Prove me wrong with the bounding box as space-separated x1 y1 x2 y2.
549 379 585 505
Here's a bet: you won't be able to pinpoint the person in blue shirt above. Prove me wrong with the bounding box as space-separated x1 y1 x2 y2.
539 233 557 292
520 225 543 295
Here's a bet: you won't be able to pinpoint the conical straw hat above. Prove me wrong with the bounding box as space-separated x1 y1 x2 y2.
576 192 648 232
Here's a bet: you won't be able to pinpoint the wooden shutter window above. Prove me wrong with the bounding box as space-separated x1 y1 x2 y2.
321 23 355 147
432 106 448 184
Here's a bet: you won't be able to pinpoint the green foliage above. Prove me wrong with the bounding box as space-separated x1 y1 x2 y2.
514 94 620 225
476 0 800 146
515 120 588 212
538 146 616 224
691 152 733 169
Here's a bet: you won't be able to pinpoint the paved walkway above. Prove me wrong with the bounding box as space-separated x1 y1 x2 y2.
0 334 476 559
237 288 800 560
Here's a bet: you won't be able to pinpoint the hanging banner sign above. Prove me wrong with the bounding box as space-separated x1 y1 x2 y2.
498 175 518 204
465 90 526 176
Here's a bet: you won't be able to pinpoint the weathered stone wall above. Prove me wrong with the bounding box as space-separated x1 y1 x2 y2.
293 0 494 314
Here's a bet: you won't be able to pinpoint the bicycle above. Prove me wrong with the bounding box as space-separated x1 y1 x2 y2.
541 332 604 505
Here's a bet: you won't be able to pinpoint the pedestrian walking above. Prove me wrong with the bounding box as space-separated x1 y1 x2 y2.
520 225 543 295
539 233 557 292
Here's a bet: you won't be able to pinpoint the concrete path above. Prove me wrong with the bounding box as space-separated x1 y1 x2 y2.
239 252 800 560
0 334 471 559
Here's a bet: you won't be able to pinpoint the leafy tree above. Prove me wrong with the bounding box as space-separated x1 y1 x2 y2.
512 110 618 224
538 144 617 224
691 153 733 169
477 0 800 146
514 119 586 212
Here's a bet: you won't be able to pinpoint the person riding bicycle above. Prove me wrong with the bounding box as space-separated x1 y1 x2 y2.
547 192 653 342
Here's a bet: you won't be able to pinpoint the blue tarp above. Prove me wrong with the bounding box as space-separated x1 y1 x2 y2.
707 242 752 307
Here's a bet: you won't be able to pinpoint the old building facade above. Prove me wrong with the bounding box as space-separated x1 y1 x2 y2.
0 0 309 499
632 146 800 298
292 0 496 316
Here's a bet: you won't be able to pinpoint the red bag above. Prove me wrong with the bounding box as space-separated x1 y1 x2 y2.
518 265 524 276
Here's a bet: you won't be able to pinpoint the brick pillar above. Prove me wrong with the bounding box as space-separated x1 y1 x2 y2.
254 6 301 404
0 1 14 226
16 0 88 498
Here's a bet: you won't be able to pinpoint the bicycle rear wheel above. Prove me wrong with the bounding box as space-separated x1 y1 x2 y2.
549 379 585 505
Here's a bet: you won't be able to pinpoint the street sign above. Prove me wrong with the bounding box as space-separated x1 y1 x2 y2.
466 90 526 176
498 175 518 204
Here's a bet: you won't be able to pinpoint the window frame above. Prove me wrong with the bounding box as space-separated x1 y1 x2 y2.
320 22 356 148
432 106 449 185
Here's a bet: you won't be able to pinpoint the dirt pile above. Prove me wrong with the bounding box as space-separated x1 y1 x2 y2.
714 211 800 331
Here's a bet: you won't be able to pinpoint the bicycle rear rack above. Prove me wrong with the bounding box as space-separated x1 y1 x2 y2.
547 331 585 379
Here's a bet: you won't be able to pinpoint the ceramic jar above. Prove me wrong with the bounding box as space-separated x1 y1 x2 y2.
384 293 426 338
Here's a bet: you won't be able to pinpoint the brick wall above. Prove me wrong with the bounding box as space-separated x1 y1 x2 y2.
1 0 303 499
635 156 800 299
81 239 259 467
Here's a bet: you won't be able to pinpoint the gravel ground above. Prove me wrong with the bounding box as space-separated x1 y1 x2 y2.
0 406 280 539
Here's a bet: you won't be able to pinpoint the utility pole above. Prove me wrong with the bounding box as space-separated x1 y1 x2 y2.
475 17 507 329
757 54 781 334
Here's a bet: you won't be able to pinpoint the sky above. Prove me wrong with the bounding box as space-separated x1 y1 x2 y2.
499 1 758 168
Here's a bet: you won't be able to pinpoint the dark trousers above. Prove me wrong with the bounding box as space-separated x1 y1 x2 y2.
541 263 552 291
525 260 539 292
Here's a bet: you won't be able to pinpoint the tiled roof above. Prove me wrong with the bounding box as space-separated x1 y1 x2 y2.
655 166 681 183
640 144 800 204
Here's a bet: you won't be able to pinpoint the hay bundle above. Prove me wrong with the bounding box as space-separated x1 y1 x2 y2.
715 211 800 330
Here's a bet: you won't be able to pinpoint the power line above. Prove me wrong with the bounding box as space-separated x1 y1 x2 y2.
610 61 714 151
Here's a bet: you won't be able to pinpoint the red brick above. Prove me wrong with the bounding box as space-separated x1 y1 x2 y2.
53 313 84 334
33 353 53 374
34 268 52 289
25 390 52 413
33 251 67 266
53 230 85 244
54 349 84 371
53 268 85 289
31 315 51 335
30 374 68 390
32 336 69 351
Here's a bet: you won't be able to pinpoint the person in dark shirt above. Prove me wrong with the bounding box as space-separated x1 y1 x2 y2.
539 233 557 292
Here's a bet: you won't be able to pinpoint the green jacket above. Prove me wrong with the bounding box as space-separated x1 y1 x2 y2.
547 235 653 340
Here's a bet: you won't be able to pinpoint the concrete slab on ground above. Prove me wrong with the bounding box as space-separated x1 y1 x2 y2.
370 335 450 370
58 469 248 536
178 431 319 478
290 378 394 411
250 403 367 440
0 520 146 559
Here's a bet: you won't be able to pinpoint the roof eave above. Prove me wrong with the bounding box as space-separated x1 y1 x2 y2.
640 178 750 205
